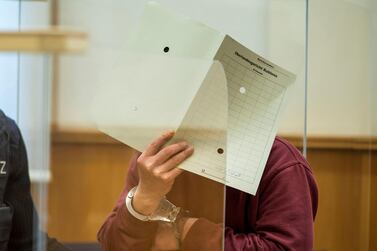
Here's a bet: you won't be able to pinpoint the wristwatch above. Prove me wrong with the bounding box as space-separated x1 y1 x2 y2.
125 186 181 222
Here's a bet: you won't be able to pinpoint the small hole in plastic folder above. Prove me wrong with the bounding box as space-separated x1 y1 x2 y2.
132 106 138 111
163 46 170 53
239 87 246 94
217 148 224 154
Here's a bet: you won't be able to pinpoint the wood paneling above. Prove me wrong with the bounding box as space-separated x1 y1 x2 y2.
43 131 377 251
51 129 377 150
48 142 133 242
308 149 372 251
0 29 87 52
370 153 377 251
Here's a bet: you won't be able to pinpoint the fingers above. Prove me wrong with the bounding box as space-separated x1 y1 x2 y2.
163 167 184 181
152 141 189 165
157 146 194 174
143 131 175 156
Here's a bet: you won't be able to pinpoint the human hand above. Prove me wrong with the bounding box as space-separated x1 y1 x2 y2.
133 131 194 215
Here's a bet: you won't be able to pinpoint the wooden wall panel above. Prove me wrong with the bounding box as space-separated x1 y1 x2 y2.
308 149 371 251
370 153 377 251
48 142 133 242
43 133 377 251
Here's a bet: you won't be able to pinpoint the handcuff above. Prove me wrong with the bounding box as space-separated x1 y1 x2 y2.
125 186 190 246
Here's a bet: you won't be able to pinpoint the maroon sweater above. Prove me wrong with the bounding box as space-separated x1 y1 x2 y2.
97 137 318 251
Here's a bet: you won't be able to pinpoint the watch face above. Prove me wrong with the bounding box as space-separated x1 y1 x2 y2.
150 198 181 222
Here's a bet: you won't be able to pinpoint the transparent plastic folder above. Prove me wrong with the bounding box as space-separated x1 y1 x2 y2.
92 1 296 196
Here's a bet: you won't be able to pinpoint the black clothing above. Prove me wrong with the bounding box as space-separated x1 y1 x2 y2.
0 110 70 251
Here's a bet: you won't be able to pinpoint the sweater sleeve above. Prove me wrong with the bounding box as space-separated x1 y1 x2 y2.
97 152 158 251
182 164 318 251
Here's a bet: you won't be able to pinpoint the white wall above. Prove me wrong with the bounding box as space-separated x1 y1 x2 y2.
267 0 306 135
307 0 371 136
366 0 376 137
0 1 19 120
55 0 376 137
19 1 51 182
56 0 307 134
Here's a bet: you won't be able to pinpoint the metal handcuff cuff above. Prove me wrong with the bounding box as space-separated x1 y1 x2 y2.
125 186 190 244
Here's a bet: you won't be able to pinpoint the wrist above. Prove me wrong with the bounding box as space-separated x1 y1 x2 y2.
126 186 184 223
133 188 161 215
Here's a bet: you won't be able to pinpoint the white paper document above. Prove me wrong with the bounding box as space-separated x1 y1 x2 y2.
92 1 296 195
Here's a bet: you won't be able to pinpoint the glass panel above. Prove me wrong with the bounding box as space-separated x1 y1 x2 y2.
0 1 52 251
0 0 308 250
18 1 52 250
369 2 377 250
308 1 376 251
54 1 308 251
0 0 19 120
7 0 377 250
55 1 226 249
270 0 308 155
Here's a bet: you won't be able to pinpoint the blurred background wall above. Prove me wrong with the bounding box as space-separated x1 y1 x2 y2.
53 0 375 137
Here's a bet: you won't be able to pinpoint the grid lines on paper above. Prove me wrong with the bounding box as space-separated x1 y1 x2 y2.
174 68 227 182
219 53 285 184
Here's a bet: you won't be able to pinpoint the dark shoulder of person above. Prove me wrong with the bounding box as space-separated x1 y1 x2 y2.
0 110 72 251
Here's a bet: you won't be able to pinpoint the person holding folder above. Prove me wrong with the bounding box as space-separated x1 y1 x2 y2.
98 131 318 251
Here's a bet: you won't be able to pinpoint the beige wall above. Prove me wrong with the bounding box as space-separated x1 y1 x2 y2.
55 0 306 133
370 0 377 135
55 0 376 137
268 0 374 136
307 0 371 136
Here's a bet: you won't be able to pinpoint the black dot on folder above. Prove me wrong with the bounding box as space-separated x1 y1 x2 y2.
217 148 224 154
163 46 170 53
